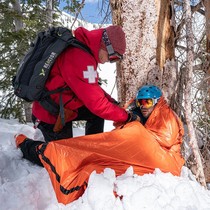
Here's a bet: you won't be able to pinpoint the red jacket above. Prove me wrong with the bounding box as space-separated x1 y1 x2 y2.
32 27 128 124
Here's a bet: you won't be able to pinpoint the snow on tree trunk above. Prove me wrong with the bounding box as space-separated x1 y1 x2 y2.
110 0 177 104
183 0 206 187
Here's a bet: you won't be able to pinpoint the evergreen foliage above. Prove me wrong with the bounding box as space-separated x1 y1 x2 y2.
0 0 64 122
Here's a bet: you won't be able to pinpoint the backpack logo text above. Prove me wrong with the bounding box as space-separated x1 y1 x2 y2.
43 52 57 70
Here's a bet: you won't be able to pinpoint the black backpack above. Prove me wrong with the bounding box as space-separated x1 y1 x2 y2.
12 27 92 116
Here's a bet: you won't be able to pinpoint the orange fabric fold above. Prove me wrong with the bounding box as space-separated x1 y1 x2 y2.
38 99 185 204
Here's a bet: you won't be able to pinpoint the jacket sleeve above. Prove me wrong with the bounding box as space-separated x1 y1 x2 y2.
60 48 128 122
101 88 118 103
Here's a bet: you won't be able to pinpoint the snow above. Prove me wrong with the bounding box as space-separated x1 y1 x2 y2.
0 118 210 210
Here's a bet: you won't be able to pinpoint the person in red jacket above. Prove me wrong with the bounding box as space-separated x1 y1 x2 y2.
32 26 137 142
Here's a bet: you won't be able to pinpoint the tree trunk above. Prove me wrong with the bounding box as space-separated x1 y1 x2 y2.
110 0 177 104
12 0 32 122
46 0 53 26
203 0 210 116
23 102 32 123
11 0 23 31
183 0 206 187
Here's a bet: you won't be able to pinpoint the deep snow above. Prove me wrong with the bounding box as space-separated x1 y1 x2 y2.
0 118 210 210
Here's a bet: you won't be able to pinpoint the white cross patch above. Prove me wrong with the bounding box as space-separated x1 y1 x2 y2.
83 66 97 83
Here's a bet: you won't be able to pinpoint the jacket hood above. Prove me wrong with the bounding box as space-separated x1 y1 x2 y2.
74 27 103 63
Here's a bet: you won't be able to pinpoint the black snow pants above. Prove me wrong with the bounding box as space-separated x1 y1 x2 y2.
33 106 104 142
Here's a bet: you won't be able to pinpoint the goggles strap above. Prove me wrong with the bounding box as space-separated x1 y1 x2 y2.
102 30 115 56
153 98 159 105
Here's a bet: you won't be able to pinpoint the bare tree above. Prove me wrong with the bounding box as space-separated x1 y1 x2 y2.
202 0 210 183
203 0 210 116
183 0 206 187
174 0 209 185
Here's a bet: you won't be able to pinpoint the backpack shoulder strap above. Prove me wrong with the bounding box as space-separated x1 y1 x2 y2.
70 39 93 56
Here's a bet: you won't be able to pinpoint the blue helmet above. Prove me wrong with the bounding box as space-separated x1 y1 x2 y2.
136 85 162 100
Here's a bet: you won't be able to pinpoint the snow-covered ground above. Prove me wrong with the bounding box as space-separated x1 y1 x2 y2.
0 118 210 210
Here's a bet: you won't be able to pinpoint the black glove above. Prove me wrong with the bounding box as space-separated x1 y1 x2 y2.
113 112 140 129
127 100 137 111
126 112 140 123
113 100 120 105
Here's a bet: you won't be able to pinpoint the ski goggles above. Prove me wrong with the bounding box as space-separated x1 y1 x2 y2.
108 52 123 63
102 29 123 63
136 98 159 108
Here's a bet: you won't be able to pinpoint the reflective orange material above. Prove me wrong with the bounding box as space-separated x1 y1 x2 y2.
38 97 185 204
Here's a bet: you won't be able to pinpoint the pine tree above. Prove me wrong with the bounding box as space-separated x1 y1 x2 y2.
0 0 59 122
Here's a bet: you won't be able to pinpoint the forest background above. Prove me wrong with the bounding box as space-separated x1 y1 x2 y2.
0 0 209 187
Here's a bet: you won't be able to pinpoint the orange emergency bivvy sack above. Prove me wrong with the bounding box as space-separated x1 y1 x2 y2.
37 98 185 204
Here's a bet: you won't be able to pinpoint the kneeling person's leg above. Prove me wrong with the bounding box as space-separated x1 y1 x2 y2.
76 106 104 135
38 122 73 142
85 116 104 135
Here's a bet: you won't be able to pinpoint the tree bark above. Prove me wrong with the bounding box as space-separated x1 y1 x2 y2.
110 0 177 104
203 0 210 116
12 0 32 122
11 0 23 31
183 0 206 187
46 0 53 26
